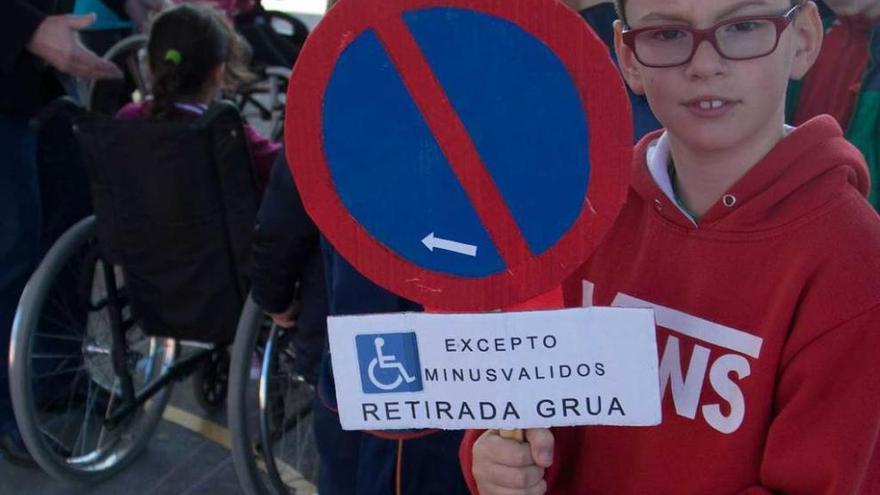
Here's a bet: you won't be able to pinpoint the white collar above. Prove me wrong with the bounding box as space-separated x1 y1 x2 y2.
646 132 675 203
645 132 697 225
173 102 209 115
645 126 796 226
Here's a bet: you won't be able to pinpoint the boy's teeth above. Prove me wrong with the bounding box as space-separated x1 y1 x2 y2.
699 100 724 109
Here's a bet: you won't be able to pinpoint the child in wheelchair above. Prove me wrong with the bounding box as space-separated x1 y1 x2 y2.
115 2 279 191
146 0 303 69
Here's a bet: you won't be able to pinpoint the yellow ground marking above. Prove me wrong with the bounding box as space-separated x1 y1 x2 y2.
161 405 316 494
162 405 231 449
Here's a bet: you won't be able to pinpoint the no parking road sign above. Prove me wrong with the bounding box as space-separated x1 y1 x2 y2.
286 0 633 310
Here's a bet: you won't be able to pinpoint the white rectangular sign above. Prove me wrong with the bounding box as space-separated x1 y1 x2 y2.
328 307 661 430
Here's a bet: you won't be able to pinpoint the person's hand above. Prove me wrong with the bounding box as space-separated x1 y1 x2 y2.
26 14 123 80
472 428 554 495
268 300 300 329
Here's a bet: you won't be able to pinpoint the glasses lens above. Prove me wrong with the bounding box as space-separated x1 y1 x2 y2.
634 28 694 66
715 19 778 59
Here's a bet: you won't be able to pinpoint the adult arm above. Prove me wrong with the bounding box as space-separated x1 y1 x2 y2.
1 0 47 74
26 13 122 80
3 1 121 80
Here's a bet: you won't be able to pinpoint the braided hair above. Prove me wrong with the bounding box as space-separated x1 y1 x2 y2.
147 3 253 118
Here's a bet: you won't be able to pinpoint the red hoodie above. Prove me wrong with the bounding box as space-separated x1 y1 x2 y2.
461 116 880 494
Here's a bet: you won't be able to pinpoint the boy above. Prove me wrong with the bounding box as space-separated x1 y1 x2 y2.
463 0 880 493
787 0 880 208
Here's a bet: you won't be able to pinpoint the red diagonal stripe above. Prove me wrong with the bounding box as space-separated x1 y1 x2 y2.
372 15 533 268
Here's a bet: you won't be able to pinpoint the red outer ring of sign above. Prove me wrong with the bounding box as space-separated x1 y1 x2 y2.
285 0 632 311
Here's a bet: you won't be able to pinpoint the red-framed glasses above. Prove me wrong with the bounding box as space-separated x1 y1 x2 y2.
621 3 803 68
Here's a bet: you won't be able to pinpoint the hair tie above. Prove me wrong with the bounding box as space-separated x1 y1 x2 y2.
164 49 182 65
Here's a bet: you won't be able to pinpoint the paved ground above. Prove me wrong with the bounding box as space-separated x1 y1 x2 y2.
0 376 241 495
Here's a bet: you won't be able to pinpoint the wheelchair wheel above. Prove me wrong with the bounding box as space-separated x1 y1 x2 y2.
238 65 288 142
10 216 177 484
228 296 318 495
264 66 288 142
264 10 310 47
192 349 230 412
84 34 150 114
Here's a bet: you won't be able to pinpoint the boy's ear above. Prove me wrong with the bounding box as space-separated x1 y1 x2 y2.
789 1 824 80
612 20 645 95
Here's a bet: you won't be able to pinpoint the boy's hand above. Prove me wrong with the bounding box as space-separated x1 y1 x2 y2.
472 428 554 495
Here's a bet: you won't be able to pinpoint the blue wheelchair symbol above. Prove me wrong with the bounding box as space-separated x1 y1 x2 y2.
356 333 423 394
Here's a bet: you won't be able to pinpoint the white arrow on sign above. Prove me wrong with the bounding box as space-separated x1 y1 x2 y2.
421 232 478 257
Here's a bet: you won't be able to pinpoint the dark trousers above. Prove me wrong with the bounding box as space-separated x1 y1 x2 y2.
313 352 470 495
0 113 41 435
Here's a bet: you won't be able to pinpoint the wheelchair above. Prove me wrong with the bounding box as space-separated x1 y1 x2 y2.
234 4 310 141
83 33 150 115
9 99 258 483
227 297 320 495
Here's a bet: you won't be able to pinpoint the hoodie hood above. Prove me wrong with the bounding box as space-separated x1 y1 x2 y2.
631 115 870 233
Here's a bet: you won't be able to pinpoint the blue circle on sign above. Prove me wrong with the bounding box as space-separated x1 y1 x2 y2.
322 7 590 278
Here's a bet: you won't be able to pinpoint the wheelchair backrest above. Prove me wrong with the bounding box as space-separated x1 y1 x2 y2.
73 101 259 343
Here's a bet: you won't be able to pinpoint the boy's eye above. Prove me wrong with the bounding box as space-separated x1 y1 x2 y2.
724 21 762 33
648 29 688 42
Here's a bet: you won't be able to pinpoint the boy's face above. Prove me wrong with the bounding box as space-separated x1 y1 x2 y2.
613 0 823 155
